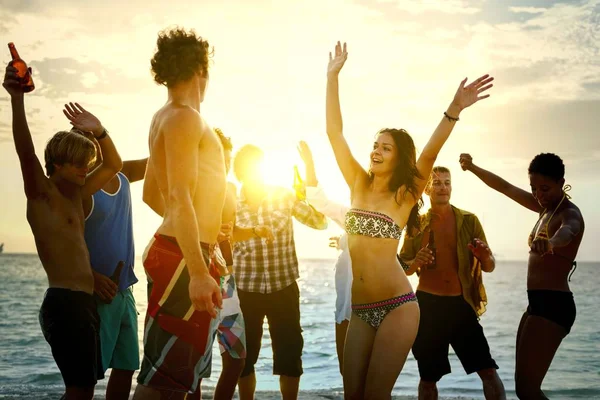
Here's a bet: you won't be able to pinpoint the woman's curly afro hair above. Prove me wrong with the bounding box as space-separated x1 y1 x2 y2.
150 27 213 87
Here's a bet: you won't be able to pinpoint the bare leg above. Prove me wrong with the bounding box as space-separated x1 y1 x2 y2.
477 368 506 400
280 375 300 400
514 310 529 376
364 302 420 400
214 353 245 400
335 320 350 375
106 369 135 400
133 383 191 400
342 314 377 400
418 380 438 400
63 386 95 400
238 372 257 400
514 315 566 399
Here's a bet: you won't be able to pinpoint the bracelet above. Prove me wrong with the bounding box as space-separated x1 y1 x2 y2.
95 127 108 140
397 255 410 271
444 111 459 122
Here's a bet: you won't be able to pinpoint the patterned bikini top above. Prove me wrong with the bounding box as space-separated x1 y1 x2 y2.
345 208 403 240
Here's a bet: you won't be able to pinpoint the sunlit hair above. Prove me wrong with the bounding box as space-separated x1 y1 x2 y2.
528 153 565 182
44 130 96 176
233 144 263 183
150 27 213 87
368 128 423 235
214 127 233 151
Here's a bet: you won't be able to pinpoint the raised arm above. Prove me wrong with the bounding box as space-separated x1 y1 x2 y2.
3 63 49 199
297 141 318 187
163 111 221 316
459 153 542 213
326 41 367 189
121 158 148 183
297 140 348 228
63 103 122 197
414 75 494 198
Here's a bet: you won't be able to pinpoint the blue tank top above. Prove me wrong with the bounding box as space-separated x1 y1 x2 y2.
84 172 138 291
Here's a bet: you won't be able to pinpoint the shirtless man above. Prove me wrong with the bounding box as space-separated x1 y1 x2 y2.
133 28 226 400
400 166 505 400
4 62 122 400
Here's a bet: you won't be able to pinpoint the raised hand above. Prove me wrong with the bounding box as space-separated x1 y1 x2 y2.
459 153 474 171
63 102 104 137
468 238 493 262
329 235 341 249
328 41 348 76
530 236 554 256
413 246 435 270
254 225 275 243
2 62 25 97
452 74 494 111
297 141 314 166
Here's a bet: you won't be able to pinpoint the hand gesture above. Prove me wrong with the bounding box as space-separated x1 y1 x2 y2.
218 222 233 242
328 41 348 76
413 246 435 270
63 102 104 137
530 236 554 256
92 270 118 303
452 74 494 111
297 141 314 167
459 153 474 171
468 238 493 262
329 235 341 249
254 225 274 243
189 274 222 319
2 62 26 97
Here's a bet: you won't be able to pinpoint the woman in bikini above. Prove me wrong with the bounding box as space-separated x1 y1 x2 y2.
459 152 584 399
326 41 494 399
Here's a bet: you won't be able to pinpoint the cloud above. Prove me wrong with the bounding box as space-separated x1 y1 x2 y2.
509 6 547 14
28 57 151 99
368 0 482 15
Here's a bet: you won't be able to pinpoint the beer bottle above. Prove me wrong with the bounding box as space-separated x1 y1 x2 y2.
110 261 125 287
293 165 306 201
8 43 34 92
427 230 437 269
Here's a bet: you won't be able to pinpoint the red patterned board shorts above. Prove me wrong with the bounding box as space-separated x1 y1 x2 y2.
137 233 225 394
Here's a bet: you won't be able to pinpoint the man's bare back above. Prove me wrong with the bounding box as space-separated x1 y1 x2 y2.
144 103 226 244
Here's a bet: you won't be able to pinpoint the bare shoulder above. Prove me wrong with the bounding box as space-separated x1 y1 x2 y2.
562 203 584 222
160 105 205 139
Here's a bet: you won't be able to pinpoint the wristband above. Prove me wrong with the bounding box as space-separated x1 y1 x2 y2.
444 111 459 122
95 127 108 140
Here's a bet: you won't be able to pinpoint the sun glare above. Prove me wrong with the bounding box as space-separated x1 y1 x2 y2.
260 149 299 188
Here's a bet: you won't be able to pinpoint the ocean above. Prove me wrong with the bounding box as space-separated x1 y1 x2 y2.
0 254 598 399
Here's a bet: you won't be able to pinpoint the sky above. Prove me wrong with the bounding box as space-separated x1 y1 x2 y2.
0 0 598 261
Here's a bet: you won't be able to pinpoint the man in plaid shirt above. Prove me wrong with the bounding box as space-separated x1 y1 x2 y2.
232 144 328 400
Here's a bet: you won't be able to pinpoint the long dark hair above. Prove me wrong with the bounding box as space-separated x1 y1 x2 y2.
368 128 423 235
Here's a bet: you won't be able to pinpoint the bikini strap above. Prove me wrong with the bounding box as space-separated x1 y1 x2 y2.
568 261 577 282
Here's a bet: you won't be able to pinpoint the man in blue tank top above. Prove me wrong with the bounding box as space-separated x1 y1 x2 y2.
83 137 148 400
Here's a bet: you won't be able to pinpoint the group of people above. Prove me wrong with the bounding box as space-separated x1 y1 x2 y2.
4 27 584 400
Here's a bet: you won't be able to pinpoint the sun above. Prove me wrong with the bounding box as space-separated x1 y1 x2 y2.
260 148 299 188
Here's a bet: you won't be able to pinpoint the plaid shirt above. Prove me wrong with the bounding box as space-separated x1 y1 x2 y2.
233 186 328 293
